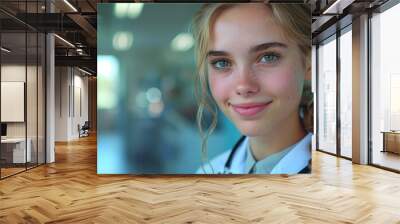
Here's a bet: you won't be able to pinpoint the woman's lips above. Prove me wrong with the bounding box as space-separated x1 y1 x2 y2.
231 102 272 117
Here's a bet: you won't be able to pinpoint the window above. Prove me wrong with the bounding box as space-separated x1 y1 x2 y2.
370 2 400 171
339 26 352 158
318 35 337 155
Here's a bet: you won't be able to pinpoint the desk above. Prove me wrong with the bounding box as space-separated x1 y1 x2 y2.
381 131 400 154
1 138 31 163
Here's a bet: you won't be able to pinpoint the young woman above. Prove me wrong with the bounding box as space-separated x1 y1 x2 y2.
192 3 313 174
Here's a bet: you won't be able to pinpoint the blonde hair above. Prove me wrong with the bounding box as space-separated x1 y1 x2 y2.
192 3 312 173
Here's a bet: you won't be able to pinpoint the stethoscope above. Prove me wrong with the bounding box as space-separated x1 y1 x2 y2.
220 132 311 174
221 135 246 174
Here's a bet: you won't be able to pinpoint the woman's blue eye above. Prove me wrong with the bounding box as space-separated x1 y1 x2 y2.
259 54 280 64
211 60 231 70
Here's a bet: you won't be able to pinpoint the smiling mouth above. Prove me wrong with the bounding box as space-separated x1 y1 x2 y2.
230 102 272 117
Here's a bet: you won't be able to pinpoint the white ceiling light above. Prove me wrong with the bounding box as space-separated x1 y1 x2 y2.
98 55 119 80
76 48 84 55
146 87 162 103
114 4 127 18
78 67 92 76
323 0 354 15
1 47 11 53
115 3 143 19
54 34 75 48
171 33 194 52
98 55 119 110
127 3 144 19
112 32 134 51
63 0 78 12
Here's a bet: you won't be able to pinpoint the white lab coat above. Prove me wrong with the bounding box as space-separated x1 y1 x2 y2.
197 133 312 174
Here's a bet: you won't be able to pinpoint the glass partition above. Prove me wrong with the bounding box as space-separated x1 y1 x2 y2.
1 30 28 178
38 32 45 165
339 26 352 158
0 1 46 179
371 3 400 171
317 35 337 155
27 31 38 169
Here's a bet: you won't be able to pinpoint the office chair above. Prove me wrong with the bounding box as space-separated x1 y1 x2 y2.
79 121 90 138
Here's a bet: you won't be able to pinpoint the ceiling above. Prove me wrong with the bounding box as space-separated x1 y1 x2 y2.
0 0 392 75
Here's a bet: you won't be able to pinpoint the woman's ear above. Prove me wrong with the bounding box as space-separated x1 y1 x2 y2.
305 59 311 81
305 66 311 81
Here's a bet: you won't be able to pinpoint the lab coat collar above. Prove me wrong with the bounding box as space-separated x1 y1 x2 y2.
270 133 312 174
230 133 312 174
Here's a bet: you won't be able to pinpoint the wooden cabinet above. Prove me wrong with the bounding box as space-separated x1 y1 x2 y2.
382 131 400 154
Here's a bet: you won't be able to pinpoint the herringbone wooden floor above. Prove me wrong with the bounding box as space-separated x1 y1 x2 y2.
1 134 400 224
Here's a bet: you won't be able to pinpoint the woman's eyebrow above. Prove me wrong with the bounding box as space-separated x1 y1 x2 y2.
206 50 228 58
206 42 287 58
250 42 288 53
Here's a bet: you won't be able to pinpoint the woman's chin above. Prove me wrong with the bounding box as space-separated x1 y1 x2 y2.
236 125 266 137
234 118 278 137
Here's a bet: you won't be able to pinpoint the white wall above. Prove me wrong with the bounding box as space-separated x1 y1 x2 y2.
1 65 39 137
1 65 26 81
1 82 25 122
1 65 26 140
55 67 89 141
55 66 69 141
73 73 89 137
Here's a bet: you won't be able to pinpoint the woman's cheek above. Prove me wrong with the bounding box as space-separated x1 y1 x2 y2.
262 68 300 99
208 73 230 105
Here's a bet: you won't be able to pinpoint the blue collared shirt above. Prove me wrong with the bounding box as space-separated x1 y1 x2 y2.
245 142 294 174
197 133 312 174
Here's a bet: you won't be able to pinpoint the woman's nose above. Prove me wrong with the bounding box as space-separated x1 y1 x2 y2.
235 67 259 97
